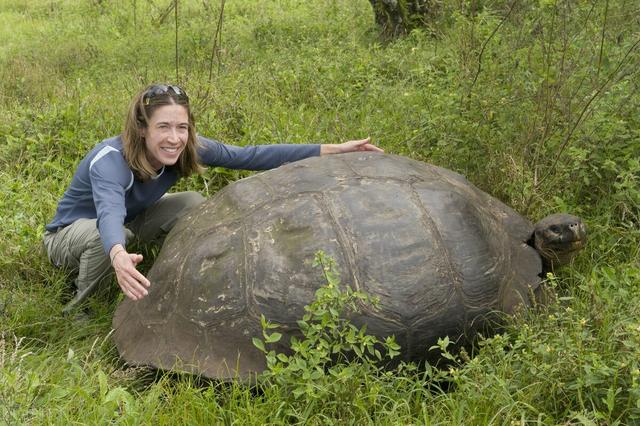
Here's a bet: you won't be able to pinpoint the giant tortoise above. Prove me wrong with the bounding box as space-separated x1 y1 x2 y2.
112 152 586 379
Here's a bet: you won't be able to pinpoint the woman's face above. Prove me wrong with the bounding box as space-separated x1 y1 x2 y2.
142 103 189 170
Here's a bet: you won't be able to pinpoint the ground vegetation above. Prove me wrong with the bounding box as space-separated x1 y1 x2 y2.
1 0 639 423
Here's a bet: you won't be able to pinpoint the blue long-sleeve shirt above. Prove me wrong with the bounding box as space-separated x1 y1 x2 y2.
46 135 320 254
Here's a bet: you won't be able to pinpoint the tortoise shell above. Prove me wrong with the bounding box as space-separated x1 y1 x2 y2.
112 153 541 379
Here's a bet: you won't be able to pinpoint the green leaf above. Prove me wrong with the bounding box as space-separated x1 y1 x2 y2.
276 353 289 363
252 337 265 353
266 332 282 343
97 370 108 398
104 387 132 404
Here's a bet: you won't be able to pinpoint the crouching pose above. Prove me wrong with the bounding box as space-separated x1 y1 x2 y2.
44 84 382 313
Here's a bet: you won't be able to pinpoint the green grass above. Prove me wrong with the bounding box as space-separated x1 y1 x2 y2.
1 0 639 424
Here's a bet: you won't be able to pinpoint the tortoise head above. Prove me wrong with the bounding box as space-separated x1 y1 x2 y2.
533 213 587 270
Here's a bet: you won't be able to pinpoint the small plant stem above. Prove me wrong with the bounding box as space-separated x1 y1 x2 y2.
175 0 179 83
208 0 226 84
465 0 518 103
597 0 609 79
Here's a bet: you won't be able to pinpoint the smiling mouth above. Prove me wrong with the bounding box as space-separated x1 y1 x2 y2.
161 147 180 153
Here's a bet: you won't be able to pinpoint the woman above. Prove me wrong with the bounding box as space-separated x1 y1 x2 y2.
44 84 382 313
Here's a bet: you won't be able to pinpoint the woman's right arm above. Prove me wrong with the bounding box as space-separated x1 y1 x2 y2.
89 148 150 300
109 243 150 300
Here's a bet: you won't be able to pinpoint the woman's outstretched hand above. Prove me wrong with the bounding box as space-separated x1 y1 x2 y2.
110 244 151 301
320 137 384 155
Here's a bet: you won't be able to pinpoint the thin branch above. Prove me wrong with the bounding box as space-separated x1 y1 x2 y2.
156 1 175 26
597 0 609 78
175 0 179 83
208 0 226 83
466 0 518 99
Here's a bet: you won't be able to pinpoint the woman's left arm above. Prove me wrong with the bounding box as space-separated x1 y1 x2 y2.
197 136 383 171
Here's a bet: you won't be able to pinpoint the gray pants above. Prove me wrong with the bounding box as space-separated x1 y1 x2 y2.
43 192 204 312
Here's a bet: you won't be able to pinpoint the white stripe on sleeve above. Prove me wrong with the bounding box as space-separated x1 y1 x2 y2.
89 146 119 170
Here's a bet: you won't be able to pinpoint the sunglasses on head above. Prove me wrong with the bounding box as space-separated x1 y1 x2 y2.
143 84 189 105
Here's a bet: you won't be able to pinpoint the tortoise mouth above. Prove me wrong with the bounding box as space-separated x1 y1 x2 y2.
536 236 587 268
570 239 586 250
544 238 586 253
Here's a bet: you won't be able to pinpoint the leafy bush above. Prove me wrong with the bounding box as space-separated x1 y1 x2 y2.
253 252 400 409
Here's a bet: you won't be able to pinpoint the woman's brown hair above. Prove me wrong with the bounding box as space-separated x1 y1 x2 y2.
122 84 203 181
